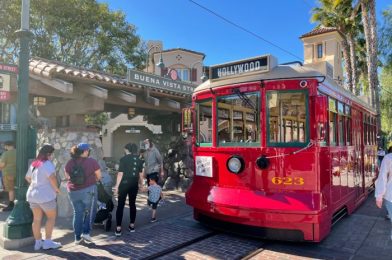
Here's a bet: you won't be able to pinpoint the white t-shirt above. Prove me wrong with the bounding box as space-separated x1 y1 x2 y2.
26 160 57 204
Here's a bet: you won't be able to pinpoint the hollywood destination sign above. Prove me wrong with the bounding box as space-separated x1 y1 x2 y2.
210 55 275 80
127 69 196 95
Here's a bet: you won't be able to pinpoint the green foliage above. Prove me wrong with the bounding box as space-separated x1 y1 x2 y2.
380 7 392 68
0 0 145 74
380 66 392 133
84 112 109 127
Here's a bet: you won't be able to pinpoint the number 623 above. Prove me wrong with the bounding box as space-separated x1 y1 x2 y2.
271 177 304 185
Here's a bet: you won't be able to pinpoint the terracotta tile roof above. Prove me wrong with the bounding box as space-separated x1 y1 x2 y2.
29 57 191 97
300 27 340 38
161 48 205 58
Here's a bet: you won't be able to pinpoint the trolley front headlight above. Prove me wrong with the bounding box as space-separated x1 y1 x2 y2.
227 155 245 174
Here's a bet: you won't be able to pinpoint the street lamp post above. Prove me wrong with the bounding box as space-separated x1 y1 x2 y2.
190 60 207 83
145 45 159 73
4 0 33 239
156 52 165 68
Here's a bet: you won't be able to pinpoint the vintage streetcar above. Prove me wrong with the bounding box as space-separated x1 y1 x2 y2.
184 54 377 242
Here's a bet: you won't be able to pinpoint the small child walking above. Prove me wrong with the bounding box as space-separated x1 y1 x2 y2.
147 176 163 222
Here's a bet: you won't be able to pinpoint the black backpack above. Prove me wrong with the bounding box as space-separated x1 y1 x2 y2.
70 159 85 185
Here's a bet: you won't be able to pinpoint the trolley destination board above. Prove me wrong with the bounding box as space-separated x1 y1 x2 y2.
210 54 275 81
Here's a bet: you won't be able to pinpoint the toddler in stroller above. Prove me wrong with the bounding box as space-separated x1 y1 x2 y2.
94 180 114 231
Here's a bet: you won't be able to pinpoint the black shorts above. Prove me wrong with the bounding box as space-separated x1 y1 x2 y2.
147 199 160 209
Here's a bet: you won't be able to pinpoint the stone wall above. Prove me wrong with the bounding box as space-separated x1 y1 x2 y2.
36 127 107 217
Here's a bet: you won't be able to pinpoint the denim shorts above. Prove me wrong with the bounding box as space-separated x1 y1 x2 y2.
29 199 57 211
147 199 159 209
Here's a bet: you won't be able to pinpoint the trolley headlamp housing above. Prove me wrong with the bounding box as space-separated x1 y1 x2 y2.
227 155 245 174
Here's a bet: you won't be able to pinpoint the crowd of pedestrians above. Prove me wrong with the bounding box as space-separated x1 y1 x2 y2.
0 138 165 251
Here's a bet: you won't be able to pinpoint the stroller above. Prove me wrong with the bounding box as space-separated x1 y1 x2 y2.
94 177 114 232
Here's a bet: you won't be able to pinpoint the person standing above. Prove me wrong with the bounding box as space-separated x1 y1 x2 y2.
65 143 101 244
25 144 61 250
375 148 392 239
147 176 163 222
143 139 164 185
113 143 144 236
0 141 16 211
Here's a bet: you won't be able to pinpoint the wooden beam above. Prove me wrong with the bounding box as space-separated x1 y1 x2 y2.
144 88 159 106
162 98 180 109
80 85 108 99
110 90 136 103
30 75 73 94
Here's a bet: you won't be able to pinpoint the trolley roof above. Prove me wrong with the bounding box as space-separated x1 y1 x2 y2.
194 55 375 114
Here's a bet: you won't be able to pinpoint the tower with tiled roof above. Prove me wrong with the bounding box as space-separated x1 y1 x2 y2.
300 27 344 85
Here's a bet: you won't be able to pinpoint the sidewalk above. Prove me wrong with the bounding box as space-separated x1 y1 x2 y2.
0 189 191 259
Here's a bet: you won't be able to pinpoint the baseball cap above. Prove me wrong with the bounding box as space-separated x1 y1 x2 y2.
77 143 90 151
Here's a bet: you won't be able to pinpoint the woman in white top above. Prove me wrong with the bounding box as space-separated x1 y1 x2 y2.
375 149 392 239
25 144 61 250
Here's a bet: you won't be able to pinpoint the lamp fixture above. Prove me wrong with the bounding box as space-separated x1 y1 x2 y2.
33 96 46 106
156 52 165 68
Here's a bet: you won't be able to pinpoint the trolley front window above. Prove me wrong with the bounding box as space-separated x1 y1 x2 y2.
267 90 309 146
196 99 213 147
216 91 260 147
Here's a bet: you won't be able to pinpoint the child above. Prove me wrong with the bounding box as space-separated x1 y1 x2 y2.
147 176 163 222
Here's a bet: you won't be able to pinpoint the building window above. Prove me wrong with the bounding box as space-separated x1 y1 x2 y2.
317 43 323 58
176 68 189 81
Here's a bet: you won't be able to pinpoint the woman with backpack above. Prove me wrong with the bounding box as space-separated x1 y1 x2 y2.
113 143 144 236
25 144 61 250
65 143 101 245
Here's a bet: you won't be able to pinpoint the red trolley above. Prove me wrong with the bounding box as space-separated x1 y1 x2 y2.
185 55 377 242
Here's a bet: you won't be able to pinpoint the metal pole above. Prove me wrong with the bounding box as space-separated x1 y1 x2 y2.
4 0 33 239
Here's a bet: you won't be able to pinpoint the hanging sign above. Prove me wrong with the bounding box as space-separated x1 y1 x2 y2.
0 73 11 101
0 63 17 102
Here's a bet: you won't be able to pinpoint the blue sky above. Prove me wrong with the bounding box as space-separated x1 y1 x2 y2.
101 0 391 66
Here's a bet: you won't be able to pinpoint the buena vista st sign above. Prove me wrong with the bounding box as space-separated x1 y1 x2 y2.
126 69 196 95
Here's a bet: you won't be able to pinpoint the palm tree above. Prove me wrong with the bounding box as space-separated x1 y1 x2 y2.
311 0 357 93
359 0 380 135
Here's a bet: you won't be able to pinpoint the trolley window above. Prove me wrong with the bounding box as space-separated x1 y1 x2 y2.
196 99 213 147
329 98 337 146
267 90 309 147
345 105 352 145
216 91 260 147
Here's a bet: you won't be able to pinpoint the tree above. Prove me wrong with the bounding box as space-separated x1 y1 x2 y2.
359 0 380 135
380 7 392 68
311 0 358 93
379 7 392 139
0 0 145 75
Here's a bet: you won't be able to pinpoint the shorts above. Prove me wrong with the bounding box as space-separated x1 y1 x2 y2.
3 175 15 192
147 199 159 210
29 199 57 211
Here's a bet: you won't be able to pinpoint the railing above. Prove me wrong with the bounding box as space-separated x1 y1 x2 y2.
0 124 17 131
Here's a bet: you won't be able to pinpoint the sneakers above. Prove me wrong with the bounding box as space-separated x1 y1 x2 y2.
115 228 122 237
128 225 135 232
2 202 14 212
42 240 62 250
74 238 82 245
150 218 157 223
34 240 43 251
81 233 93 242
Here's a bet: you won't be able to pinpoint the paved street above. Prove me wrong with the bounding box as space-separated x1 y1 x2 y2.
0 190 391 260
